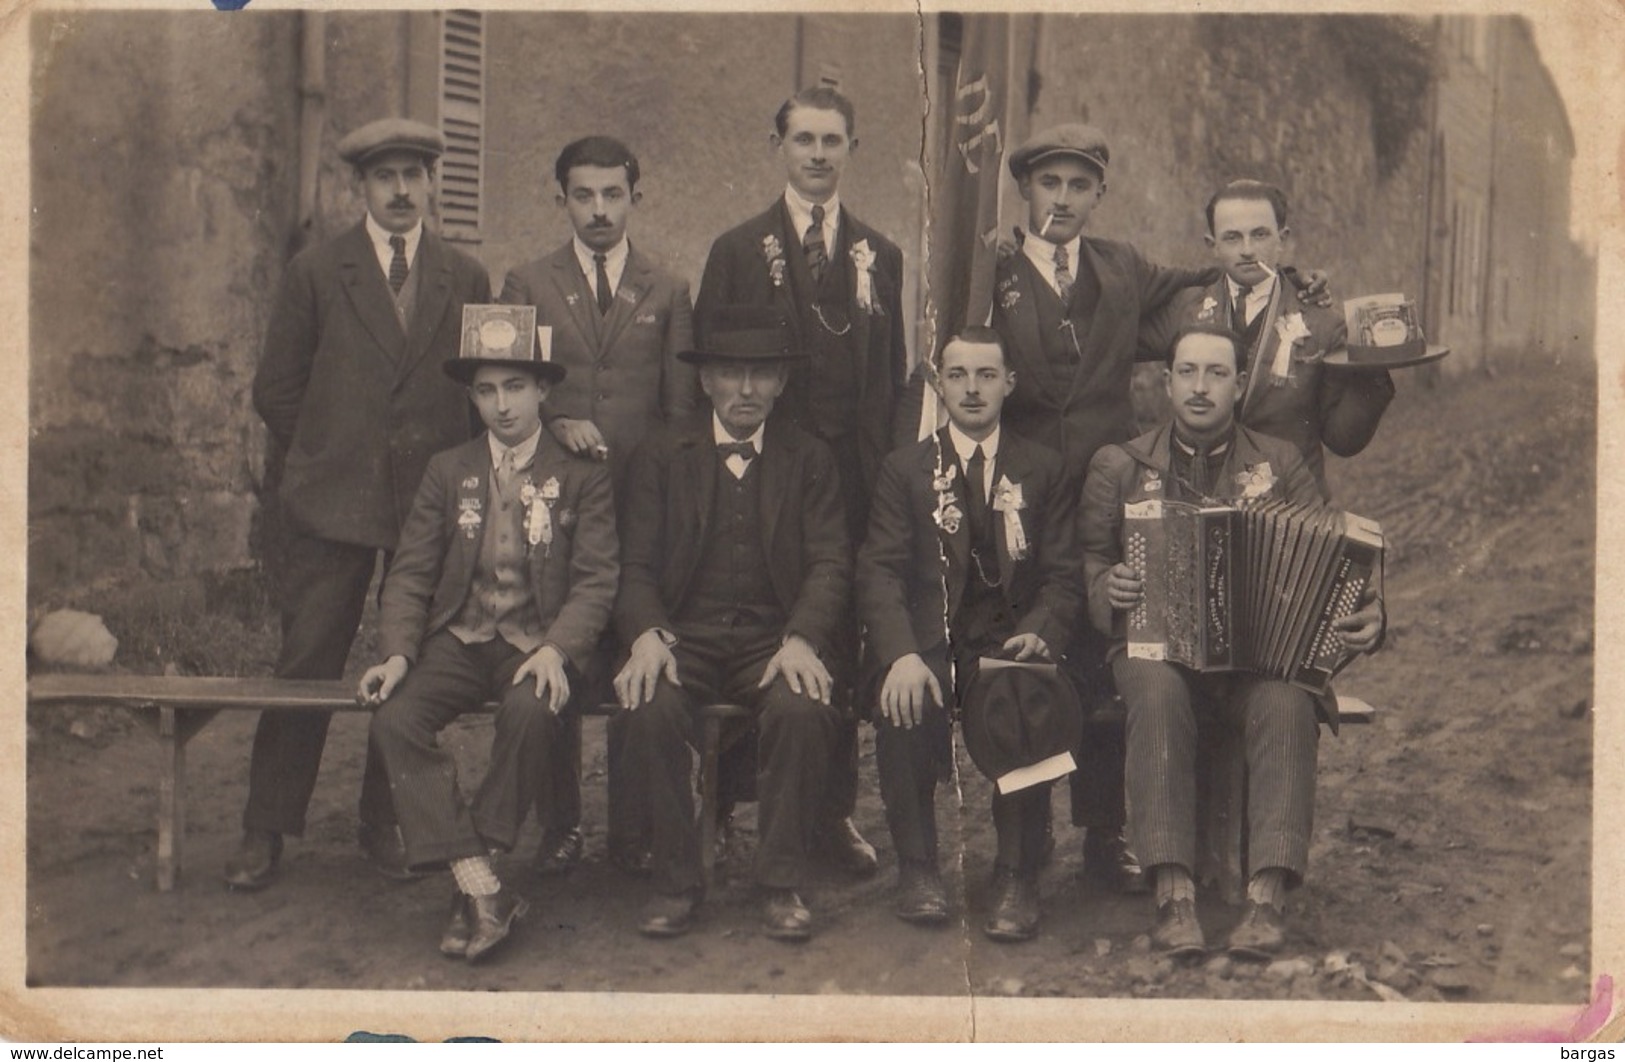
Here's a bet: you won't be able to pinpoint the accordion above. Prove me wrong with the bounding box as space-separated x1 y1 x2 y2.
1122 497 1383 693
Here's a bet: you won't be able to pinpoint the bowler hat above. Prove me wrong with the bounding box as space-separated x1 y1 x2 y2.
1008 123 1110 180
679 304 804 365
444 306 567 386
961 659 1084 794
337 118 446 167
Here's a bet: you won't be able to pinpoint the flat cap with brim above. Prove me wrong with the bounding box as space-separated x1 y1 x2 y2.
1008 123 1110 180
961 659 1084 794
679 304 804 365
338 118 446 167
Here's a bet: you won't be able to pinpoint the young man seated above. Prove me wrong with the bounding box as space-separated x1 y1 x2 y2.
612 304 850 943
857 328 1083 942
1080 324 1383 959
357 342 618 963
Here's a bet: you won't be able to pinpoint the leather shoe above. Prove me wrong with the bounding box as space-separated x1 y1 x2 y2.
439 893 473 958
532 826 583 878
982 868 1039 943
464 889 530 964
360 822 428 884
223 829 282 891
1082 827 1149 894
609 846 653 878
761 888 813 942
638 891 699 938
815 817 879 878
1151 897 1207 958
1226 901 1287 960
895 864 950 926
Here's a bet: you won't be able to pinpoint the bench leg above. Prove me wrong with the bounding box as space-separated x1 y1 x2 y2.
699 713 721 891
156 707 185 893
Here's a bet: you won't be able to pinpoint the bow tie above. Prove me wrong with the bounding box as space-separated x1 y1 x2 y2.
717 441 757 461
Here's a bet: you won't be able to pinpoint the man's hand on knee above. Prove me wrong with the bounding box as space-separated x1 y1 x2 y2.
513 644 570 714
358 656 409 706
879 653 942 729
614 628 681 710
759 633 832 704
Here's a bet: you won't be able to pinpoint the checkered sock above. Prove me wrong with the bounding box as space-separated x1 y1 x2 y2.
1246 867 1287 910
1154 865 1196 905
450 857 500 897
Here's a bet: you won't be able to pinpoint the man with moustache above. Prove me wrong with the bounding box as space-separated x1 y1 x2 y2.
613 305 849 942
230 118 491 890
694 85 906 876
858 328 1083 941
1081 324 1383 959
497 136 697 876
1138 179 1394 498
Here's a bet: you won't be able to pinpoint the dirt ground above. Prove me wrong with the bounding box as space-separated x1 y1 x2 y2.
24 357 1595 1014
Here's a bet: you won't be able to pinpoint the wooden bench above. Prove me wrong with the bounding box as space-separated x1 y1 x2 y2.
26 672 749 893
1195 694 1375 903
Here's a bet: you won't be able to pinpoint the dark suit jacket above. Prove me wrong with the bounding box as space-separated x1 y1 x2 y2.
694 198 907 497
858 427 1082 682
991 238 1213 487
253 222 492 550
376 432 619 669
497 241 697 484
1138 277 1394 497
615 417 851 659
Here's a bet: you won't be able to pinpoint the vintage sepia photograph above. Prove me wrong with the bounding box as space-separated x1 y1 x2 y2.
13 1 1617 1042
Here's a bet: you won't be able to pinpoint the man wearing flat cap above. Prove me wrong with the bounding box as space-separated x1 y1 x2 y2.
858 327 1083 942
231 117 492 891
358 341 618 962
693 84 906 876
613 304 850 942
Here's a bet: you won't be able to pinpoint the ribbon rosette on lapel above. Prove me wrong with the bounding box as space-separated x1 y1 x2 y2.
1235 462 1276 500
1271 312 1313 384
457 497 483 539
1198 295 1219 322
931 460 962 535
521 477 561 557
761 235 787 289
851 239 878 313
991 475 1029 561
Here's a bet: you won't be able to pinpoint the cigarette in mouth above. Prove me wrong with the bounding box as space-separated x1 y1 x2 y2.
1038 212 1055 238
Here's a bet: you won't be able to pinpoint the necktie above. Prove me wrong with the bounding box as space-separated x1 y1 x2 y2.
495 448 517 498
388 235 409 296
593 252 614 316
966 444 988 532
1231 284 1252 334
1053 244 1074 305
804 204 829 282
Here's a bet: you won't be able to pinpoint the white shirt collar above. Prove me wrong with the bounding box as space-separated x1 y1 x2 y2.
949 422 994 477
364 214 423 279
712 413 766 454
572 235 629 275
487 426 544 472
1227 273 1277 312
1021 233 1082 291
783 186 840 245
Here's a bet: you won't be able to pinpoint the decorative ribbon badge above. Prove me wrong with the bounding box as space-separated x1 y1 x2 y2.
932 460 962 535
457 497 482 539
851 239 877 313
521 478 561 556
1271 313 1313 384
1235 462 1276 499
1198 295 1219 322
991 476 1029 560
1143 469 1163 494
761 235 787 289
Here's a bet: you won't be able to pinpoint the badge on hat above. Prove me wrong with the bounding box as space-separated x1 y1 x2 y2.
445 305 565 385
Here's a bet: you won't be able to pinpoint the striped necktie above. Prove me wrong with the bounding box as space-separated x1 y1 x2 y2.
804 204 829 282
388 235 409 295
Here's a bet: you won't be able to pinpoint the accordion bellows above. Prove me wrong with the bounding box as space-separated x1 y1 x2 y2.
1124 498 1383 694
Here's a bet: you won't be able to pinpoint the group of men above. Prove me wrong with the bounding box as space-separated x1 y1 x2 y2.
229 84 1392 965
